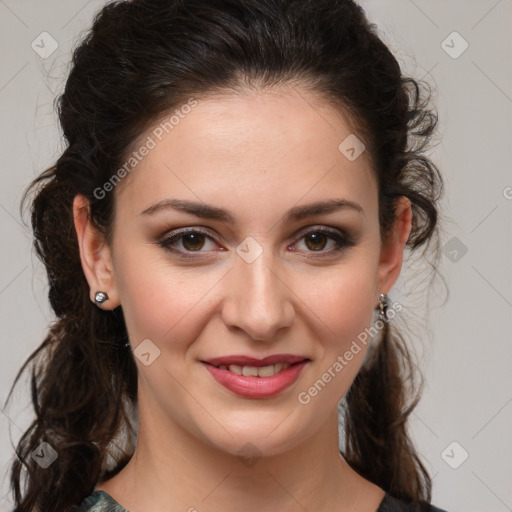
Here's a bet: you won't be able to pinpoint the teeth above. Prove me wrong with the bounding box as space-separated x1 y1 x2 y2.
242 366 259 377
258 365 276 377
228 364 243 375
216 363 292 377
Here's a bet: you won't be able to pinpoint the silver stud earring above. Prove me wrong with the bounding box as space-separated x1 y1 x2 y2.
94 291 109 305
377 293 388 320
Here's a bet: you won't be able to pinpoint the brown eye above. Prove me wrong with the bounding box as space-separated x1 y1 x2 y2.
291 228 356 257
180 232 207 251
304 232 329 251
157 226 356 260
157 228 218 257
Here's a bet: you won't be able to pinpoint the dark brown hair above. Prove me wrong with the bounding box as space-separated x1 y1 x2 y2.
5 0 443 510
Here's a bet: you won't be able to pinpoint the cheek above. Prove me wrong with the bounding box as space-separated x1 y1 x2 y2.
113 245 224 353
295 255 377 342
290 255 378 399
322 274 375 343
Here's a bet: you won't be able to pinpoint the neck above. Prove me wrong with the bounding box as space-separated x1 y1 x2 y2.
96 391 384 512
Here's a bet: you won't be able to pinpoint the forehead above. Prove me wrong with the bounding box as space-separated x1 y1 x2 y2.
114 87 377 226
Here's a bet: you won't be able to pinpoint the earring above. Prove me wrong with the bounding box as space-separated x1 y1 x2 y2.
377 293 388 320
94 291 109 305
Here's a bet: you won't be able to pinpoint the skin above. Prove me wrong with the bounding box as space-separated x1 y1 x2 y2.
73 85 412 512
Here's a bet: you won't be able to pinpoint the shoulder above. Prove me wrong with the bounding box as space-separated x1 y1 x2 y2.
378 493 449 512
76 490 129 512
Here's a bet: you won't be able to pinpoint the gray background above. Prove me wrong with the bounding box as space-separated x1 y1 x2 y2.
1 1 511 511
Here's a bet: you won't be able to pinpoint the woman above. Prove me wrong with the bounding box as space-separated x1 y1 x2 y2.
6 0 447 510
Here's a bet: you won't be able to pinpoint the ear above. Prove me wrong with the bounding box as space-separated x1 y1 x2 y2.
73 194 120 309
376 196 412 300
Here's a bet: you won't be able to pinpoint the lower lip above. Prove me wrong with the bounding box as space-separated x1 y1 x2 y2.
202 361 309 399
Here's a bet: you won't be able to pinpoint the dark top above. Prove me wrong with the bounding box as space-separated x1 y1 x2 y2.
76 490 448 511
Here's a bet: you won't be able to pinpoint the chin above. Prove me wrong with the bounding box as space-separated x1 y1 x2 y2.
191 408 319 461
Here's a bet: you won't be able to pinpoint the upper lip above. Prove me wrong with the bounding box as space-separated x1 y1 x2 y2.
202 354 310 367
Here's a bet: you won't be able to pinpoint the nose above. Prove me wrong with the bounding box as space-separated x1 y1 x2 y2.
221 249 295 341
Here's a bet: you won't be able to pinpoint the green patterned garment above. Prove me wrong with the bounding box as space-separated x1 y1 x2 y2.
76 491 128 512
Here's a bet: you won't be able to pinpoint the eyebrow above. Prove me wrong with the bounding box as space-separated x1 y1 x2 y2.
139 198 365 222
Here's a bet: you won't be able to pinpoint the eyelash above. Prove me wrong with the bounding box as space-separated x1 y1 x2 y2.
156 226 356 260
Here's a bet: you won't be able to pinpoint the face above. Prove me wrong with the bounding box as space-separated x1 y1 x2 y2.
77 86 410 458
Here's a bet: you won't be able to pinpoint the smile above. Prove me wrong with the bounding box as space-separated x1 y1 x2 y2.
201 355 310 399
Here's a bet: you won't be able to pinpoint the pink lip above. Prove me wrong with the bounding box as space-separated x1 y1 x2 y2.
201 357 310 399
